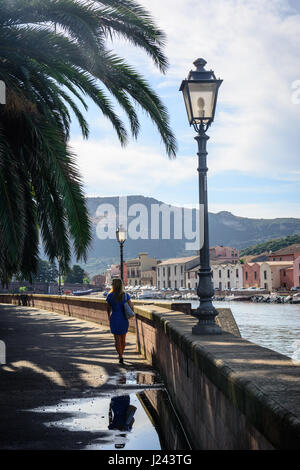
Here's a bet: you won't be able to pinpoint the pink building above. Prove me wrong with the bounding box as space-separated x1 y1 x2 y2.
242 262 261 288
269 244 300 262
280 267 294 290
209 246 239 264
293 255 300 288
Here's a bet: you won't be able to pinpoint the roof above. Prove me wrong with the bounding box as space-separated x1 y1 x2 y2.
158 255 198 266
271 244 300 256
261 261 293 267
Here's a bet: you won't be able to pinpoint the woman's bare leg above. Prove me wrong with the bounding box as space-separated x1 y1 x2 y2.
120 334 126 356
114 335 123 358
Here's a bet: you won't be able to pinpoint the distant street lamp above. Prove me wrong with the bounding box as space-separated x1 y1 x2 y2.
180 58 223 335
116 226 126 282
57 255 62 295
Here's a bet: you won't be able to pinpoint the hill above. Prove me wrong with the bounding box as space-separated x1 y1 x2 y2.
240 234 300 257
78 196 300 276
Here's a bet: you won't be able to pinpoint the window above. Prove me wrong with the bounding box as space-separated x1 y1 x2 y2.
188 282 191 289
163 268 165 276
168 280 171 288
227 269 230 278
219 282 222 290
236 269 239 278
174 266 177 275
245 272 248 281
163 281 166 288
219 270 221 278
175 280 177 288
181 265 183 274
188 272 190 279
167 267 170 278
264 270 267 280
228 281 230 288
254 271 257 280
158 281 160 289
283 270 286 277
181 280 183 287
157 268 160 277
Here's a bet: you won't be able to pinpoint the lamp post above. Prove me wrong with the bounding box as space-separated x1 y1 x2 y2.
180 58 222 335
116 226 126 282
57 255 62 295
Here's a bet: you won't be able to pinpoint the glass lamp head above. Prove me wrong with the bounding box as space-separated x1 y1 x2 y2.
180 58 222 130
116 226 126 244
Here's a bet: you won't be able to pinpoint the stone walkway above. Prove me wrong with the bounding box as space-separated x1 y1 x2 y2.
0 304 156 449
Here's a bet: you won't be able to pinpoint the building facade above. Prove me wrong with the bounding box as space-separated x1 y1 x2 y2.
91 274 106 289
269 244 300 262
211 263 243 291
293 256 300 288
242 262 262 289
209 246 240 264
156 256 199 290
259 261 293 291
126 253 158 287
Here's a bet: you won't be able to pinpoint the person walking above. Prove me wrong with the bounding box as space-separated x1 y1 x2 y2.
106 278 134 364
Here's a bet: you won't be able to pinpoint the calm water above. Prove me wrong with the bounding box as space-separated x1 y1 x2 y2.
191 300 300 362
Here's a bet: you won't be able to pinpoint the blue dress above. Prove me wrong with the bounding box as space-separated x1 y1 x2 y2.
106 292 130 335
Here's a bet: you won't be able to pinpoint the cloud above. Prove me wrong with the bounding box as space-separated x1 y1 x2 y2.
70 137 196 195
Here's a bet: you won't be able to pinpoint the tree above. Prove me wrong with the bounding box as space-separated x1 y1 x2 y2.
65 265 85 284
32 259 58 283
0 0 177 286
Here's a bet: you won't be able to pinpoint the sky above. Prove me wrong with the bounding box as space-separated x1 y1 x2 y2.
69 0 300 219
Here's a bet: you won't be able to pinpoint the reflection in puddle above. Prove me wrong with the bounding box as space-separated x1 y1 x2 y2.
31 392 161 450
28 373 191 450
109 370 163 386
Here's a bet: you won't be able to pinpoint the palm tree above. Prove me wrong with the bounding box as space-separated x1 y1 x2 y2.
0 0 177 285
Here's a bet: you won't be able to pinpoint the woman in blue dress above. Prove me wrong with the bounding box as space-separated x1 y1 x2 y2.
106 278 134 364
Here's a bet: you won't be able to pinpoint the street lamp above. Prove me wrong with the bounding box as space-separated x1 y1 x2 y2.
116 226 126 282
180 58 222 335
57 255 62 295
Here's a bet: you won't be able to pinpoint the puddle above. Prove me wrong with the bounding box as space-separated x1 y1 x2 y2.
27 373 191 450
108 370 164 387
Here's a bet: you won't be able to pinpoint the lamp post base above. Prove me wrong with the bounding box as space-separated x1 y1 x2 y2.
192 320 222 335
192 304 222 335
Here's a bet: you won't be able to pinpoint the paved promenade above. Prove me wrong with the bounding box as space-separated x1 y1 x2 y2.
0 304 156 450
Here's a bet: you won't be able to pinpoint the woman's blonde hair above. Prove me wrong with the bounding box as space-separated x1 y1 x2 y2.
111 278 125 301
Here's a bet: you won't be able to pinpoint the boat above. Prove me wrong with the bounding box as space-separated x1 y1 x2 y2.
72 289 94 296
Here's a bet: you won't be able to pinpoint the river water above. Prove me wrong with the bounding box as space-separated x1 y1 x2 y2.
190 300 300 363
